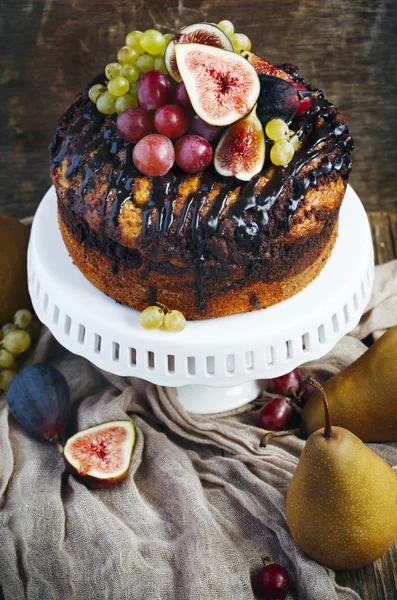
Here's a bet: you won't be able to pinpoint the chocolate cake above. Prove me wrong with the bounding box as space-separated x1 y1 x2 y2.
50 24 353 321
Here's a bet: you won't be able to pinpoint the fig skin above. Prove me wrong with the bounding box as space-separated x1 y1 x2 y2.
6 363 70 443
256 74 301 125
241 51 293 82
63 421 136 488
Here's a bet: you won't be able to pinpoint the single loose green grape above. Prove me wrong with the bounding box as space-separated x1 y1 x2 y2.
265 119 289 141
0 349 14 369
154 55 168 74
0 369 17 392
120 64 140 83
115 94 138 113
117 45 139 65
2 323 16 337
96 91 117 114
234 33 251 52
126 30 143 50
164 310 186 333
105 62 123 80
218 20 234 34
14 309 32 329
139 306 164 330
3 330 31 355
108 76 129 97
136 53 156 73
140 29 165 55
270 140 295 166
89 83 106 103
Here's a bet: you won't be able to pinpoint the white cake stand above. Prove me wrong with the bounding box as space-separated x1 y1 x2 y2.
27 185 373 414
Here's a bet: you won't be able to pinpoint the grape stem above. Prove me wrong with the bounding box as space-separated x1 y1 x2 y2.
156 302 170 314
305 376 333 439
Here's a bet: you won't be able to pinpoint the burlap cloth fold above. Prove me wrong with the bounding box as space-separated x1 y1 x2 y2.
1 261 397 600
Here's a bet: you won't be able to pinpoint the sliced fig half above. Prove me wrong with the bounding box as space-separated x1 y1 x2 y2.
214 106 265 181
175 44 260 127
165 22 233 82
241 51 293 82
256 74 301 125
64 420 136 488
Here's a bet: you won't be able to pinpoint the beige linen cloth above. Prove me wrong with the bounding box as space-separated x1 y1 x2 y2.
1 261 397 600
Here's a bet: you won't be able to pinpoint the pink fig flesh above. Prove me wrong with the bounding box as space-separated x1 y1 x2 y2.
214 106 265 181
64 421 136 488
175 44 260 127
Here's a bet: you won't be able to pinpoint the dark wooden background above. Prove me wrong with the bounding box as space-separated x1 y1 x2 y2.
2 1 397 598
1 0 397 219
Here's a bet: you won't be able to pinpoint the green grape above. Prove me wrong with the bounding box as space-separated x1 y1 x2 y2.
229 33 243 53
139 306 164 330
265 119 289 141
218 20 234 34
115 94 138 113
117 45 139 65
140 29 165 55
162 33 174 54
0 349 14 369
105 62 123 80
164 310 186 333
3 330 31 355
14 309 32 329
154 55 168 74
289 132 300 151
270 140 295 166
234 33 251 52
108 76 129 97
126 30 143 51
89 84 106 103
96 91 117 114
120 64 140 83
129 81 140 96
2 323 16 337
0 369 17 392
136 53 155 73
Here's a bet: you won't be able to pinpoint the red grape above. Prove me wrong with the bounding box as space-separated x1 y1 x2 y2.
116 108 153 143
258 398 292 431
189 114 224 142
173 81 192 110
292 82 312 115
137 70 171 111
174 135 213 173
299 376 326 405
257 563 290 600
269 369 301 396
154 104 189 139
132 134 175 177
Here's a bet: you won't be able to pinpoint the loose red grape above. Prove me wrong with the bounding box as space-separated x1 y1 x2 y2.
173 81 192 110
154 104 189 139
174 135 213 173
116 108 153 143
292 82 312 115
299 376 326 405
258 398 292 431
137 70 171 111
189 114 224 142
269 369 301 396
133 134 175 177
257 563 290 600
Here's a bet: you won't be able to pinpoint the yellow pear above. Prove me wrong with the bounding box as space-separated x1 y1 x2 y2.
302 326 397 441
286 379 397 570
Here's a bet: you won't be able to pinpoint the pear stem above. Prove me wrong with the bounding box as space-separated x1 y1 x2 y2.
260 428 300 447
306 376 333 439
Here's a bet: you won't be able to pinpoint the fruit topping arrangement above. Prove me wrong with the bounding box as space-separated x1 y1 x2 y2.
6 364 136 487
89 20 319 179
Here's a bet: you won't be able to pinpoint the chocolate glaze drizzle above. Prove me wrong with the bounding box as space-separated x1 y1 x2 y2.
51 84 353 312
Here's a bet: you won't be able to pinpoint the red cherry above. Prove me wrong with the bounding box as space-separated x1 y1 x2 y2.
269 369 301 396
257 563 290 600
292 82 312 115
258 398 292 431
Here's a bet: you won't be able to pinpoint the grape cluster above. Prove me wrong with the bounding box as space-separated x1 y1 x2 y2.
217 20 252 53
0 309 41 391
90 29 174 115
139 305 186 332
265 119 299 167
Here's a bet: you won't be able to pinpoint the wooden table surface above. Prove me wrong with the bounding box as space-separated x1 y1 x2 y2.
2 0 397 597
